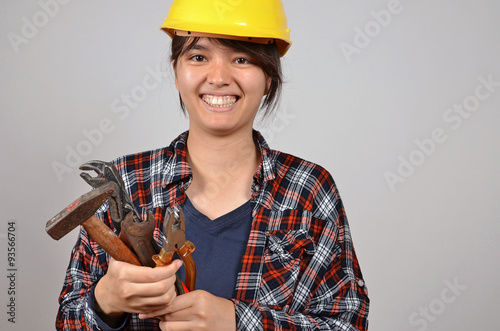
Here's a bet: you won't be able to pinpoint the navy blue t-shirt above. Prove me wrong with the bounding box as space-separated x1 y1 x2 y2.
178 197 253 299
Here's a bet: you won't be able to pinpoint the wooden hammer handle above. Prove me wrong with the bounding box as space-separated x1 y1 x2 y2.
82 216 141 266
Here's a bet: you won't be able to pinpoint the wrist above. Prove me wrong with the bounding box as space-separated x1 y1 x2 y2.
93 277 125 322
219 297 237 331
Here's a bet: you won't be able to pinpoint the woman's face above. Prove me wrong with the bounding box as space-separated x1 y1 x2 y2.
174 38 271 136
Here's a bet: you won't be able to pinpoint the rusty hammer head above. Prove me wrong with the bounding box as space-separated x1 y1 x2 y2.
46 181 118 240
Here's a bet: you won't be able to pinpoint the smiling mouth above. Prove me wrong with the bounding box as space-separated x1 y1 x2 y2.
201 95 238 108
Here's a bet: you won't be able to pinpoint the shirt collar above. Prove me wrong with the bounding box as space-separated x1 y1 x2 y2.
252 130 276 185
160 130 276 188
161 131 192 189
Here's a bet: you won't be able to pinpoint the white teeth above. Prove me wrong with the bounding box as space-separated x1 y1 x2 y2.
202 95 237 107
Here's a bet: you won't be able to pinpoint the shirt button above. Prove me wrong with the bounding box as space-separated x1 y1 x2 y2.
254 184 260 191
357 279 365 287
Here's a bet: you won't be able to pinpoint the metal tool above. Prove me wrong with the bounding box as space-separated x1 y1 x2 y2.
45 181 142 266
79 160 157 267
153 206 196 292
79 160 141 225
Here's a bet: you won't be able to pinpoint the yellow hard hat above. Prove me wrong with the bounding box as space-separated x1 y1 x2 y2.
161 0 291 57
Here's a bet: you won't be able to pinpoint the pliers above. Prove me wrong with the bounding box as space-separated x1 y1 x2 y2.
153 206 196 293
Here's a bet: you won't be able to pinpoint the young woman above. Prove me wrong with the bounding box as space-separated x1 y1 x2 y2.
56 1 369 330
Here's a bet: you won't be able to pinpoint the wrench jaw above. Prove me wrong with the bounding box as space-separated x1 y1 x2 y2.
79 172 107 189
79 160 141 224
79 173 124 224
79 160 114 183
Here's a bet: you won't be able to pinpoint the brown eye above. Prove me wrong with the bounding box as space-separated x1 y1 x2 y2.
235 57 251 65
191 55 206 62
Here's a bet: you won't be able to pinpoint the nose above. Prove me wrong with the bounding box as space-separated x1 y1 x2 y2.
206 60 232 88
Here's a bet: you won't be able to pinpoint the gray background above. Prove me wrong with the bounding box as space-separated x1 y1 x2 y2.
1 0 499 330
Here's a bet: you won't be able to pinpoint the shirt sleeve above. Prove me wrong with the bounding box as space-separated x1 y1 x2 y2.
88 286 130 331
232 170 369 330
55 210 124 331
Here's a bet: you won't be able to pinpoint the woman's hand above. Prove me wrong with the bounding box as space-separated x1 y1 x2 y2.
152 290 237 331
94 258 182 322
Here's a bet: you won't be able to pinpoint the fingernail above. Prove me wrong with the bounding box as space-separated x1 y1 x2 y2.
175 259 183 268
138 314 146 319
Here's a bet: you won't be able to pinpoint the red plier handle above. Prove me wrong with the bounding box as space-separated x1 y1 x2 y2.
152 207 196 293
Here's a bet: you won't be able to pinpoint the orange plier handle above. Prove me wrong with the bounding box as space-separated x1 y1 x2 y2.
152 206 196 293
152 240 196 292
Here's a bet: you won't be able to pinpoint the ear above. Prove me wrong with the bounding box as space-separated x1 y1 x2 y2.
264 77 272 95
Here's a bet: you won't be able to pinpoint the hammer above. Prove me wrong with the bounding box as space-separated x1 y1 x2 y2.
46 181 141 266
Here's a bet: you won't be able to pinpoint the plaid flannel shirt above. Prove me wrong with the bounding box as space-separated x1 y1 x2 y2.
57 130 369 330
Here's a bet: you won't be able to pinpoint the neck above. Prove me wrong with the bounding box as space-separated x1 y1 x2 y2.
185 128 260 219
186 129 258 176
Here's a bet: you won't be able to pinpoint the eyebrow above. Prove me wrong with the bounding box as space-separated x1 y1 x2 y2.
186 42 208 52
190 44 208 51
180 41 209 57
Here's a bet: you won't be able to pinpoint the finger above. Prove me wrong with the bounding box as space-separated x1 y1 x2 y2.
130 269 178 293
110 258 183 284
159 320 192 331
159 295 191 318
161 308 192 322
139 288 195 320
134 286 178 317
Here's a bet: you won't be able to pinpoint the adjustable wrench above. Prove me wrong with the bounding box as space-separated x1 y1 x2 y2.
79 160 157 267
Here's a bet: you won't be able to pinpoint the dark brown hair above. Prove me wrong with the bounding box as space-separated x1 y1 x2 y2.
170 36 283 118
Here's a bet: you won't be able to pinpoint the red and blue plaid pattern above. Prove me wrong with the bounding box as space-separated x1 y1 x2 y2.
56 131 369 330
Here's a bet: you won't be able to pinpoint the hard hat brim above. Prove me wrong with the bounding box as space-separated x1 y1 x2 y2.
161 28 291 57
